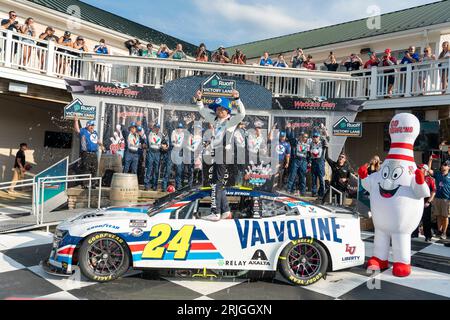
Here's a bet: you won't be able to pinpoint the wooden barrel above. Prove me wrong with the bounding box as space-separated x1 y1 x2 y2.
110 174 139 206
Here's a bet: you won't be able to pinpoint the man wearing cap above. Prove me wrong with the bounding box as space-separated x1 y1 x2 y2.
428 158 450 240
123 122 141 175
269 124 291 190
380 49 398 97
247 122 267 165
137 126 147 185
286 123 310 196
195 89 246 221
145 124 163 191
309 131 328 198
171 123 186 190
412 164 436 242
74 116 103 188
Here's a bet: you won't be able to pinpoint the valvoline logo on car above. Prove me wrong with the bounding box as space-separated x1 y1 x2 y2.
235 218 343 249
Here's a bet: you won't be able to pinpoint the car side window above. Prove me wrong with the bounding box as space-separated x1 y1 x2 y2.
261 199 293 218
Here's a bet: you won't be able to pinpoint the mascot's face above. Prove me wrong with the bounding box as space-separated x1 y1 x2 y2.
378 160 415 199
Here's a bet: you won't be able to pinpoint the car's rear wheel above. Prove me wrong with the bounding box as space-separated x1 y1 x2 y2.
79 233 130 282
278 238 328 286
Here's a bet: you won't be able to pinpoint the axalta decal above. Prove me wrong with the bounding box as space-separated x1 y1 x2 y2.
235 218 342 249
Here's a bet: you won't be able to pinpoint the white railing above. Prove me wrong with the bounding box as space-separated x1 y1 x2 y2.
81 53 355 98
2 30 450 100
1 30 84 78
349 58 450 99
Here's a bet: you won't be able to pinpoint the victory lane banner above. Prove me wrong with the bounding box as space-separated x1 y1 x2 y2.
64 98 96 120
201 73 236 98
333 117 362 137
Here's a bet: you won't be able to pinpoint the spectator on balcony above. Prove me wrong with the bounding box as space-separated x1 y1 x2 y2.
231 49 247 65
273 54 288 68
259 52 273 66
94 39 109 55
55 31 73 76
291 48 306 69
303 55 316 70
364 53 380 69
323 52 339 71
170 43 187 60
1 11 21 32
439 41 450 94
157 44 172 59
19 18 35 67
380 48 398 97
124 39 143 56
342 53 363 72
418 46 437 94
195 43 209 62
400 46 419 67
212 46 231 63
38 27 59 70
73 36 88 52
142 43 156 58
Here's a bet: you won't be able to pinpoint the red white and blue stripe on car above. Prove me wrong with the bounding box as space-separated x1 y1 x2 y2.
124 229 224 261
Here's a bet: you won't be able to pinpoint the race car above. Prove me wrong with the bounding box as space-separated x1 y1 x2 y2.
43 187 365 286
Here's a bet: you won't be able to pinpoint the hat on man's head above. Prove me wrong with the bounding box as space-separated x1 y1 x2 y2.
86 120 95 127
209 97 232 114
154 124 161 129
418 164 430 171
280 131 287 138
443 160 450 167
312 132 321 138
385 48 392 54
129 122 137 129
177 123 184 129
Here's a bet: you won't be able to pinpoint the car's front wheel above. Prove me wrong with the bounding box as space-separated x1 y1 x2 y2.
278 238 328 286
79 233 130 282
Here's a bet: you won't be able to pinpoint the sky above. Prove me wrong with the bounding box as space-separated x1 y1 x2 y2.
82 0 439 49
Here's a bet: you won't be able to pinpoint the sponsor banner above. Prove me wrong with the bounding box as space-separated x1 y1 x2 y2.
201 73 236 98
333 117 362 137
65 80 162 101
103 103 159 156
272 97 365 112
64 98 96 120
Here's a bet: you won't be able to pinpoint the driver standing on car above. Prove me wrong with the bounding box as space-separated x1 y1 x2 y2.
195 89 246 221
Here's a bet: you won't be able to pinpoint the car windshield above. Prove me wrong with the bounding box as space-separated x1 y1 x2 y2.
147 187 195 217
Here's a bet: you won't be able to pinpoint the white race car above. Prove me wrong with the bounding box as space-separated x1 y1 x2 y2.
43 187 365 286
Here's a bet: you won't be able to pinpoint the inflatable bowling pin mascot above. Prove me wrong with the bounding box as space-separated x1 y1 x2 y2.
358 113 430 277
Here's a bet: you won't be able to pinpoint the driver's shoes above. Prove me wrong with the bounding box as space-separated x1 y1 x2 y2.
201 213 221 222
221 211 232 220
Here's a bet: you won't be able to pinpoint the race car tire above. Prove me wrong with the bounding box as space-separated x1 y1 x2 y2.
278 238 328 286
79 232 131 283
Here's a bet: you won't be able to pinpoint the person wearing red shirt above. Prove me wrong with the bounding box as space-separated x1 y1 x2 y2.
364 53 380 69
303 54 316 70
412 164 437 242
380 48 398 97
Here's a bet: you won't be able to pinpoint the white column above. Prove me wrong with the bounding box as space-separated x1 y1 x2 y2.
369 67 378 100
45 41 55 76
4 30 13 68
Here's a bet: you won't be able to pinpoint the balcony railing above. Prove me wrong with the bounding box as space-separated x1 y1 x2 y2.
1 30 449 100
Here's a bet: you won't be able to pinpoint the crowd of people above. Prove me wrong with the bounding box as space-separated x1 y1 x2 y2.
3 9 450 93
